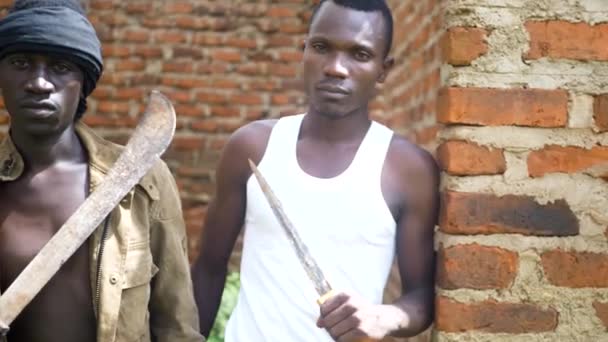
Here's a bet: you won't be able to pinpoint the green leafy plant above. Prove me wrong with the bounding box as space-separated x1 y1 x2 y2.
207 272 240 342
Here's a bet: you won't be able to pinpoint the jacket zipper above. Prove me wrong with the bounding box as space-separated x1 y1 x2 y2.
94 215 111 315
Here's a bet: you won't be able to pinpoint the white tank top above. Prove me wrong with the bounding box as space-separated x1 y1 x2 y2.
225 114 397 342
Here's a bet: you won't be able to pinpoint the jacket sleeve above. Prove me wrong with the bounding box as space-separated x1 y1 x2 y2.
147 161 204 342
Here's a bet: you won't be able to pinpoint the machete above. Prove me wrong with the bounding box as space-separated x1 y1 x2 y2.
0 90 176 335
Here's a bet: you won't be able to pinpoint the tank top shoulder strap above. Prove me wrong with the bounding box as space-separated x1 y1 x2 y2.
348 121 394 179
258 113 304 168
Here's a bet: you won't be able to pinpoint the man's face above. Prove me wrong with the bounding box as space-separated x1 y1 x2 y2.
302 1 392 119
0 52 83 136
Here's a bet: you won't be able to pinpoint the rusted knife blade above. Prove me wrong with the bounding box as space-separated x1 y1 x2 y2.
248 159 334 304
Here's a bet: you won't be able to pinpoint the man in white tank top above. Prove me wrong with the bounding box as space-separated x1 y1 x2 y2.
192 0 439 340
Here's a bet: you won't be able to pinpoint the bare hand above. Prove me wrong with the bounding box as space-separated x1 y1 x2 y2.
316 292 397 341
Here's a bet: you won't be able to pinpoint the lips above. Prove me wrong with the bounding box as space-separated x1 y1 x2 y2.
20 100 57 111
316 84 350 101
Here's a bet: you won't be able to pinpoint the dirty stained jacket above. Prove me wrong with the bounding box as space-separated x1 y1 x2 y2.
0 123 203 342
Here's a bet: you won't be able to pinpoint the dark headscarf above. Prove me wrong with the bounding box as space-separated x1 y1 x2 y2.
0 0 104 119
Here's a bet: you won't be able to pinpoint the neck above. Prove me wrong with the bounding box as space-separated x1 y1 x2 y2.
303 107 371 143
10 125 86 171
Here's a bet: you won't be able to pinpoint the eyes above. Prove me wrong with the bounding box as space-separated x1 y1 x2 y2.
6 55 76 74
309 41 374 62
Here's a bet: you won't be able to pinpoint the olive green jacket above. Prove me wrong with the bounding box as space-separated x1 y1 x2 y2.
0 123 203 342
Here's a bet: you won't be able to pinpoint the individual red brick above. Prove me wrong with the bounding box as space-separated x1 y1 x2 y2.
267 35 296 47
102 44 130 58
123 30 150 43
212 50 242 63
172 47 203 59
114 88 144 101
279 22 307 34
125 2 152 14
210 106 240 117
162 62 195 73
91 86 113 100
278 51 303 63
191 120 219 133
196 63 231 74
196 92 227 104
212 79 240 89
163 2 194 14
225 37 258 49
96 101 130 115
90 0 114 10
594 302 608 330
171 136 206 151
440 191 579 236
268 7 298 18
250 80 278 91
142 17 174 28
437 140 506 176
161 76 208 89
233 94 263 106
528 145 608 178
154 31 188 44
269 65 297 77
272 94 290 105
438 87 568 127
114 59 145 72
174 16 207 30
442 27 489 66
437 244 518 290
164 91 192 104
134 46 163 58
594 94 608 132
525 21 608 61
541 250 608 288
436 297 558 333
174 105 202 118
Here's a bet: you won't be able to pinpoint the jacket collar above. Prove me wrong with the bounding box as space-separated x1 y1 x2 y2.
0 122 117 184
0 132 24 182
0 122 160 199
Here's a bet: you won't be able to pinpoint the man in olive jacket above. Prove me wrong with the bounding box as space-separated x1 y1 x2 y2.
0 0 202 341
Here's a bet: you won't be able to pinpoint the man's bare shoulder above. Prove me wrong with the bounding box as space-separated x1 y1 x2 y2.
226 119 277 160
385 134 439 193
388 135 437 175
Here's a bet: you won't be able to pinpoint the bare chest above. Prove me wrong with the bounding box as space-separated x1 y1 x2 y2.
0 166 88 279
0 165 96 341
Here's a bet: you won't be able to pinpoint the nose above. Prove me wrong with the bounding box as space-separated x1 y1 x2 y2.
323 53 349 79
24 67 54 94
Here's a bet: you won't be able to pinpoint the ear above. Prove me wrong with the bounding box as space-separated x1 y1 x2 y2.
377 56 395 83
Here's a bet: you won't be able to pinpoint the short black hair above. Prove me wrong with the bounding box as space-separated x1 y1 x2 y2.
9 0 85 14
310 0 394 57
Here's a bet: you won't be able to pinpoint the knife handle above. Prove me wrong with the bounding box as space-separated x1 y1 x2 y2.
316 289 336 305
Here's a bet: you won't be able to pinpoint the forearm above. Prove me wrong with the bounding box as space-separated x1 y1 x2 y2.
192 263 228 337
387 288 434 337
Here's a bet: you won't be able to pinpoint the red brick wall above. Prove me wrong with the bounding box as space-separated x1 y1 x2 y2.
436 1 608 341
383 0 443 151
